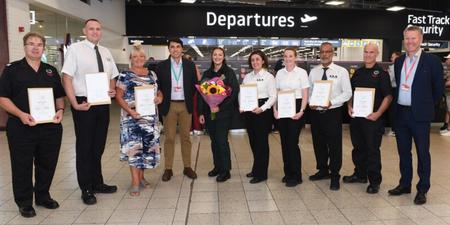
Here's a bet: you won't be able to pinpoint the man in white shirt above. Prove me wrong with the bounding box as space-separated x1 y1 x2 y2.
62 19 119 205
308 42 352 191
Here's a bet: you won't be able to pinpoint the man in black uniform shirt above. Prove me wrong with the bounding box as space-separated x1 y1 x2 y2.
343 43 392 194
0 32 66 217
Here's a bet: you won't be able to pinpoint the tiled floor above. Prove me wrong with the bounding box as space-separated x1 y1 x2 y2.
1 102 450 224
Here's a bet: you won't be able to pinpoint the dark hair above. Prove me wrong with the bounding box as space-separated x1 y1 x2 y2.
248 50 269 69
284 47 298 57
209 47 227 69
392 51 402 57
23 32 46 47
85 18 100 26
167 37 183 48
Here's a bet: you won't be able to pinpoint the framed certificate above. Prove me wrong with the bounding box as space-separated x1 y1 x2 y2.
352 87 375 118
27 88 55 124
239 84 258 111
310 80 333 106
85 72 111 105
135 85 155 116
277 90 296 118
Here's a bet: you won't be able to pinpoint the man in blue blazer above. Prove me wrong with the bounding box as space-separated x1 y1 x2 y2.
155 38 198 182
388 26 445 204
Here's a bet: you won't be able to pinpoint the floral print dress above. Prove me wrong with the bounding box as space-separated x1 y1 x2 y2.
116 70 161 169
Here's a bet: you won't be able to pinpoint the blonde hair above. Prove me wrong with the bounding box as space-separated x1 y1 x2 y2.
129 41 146 61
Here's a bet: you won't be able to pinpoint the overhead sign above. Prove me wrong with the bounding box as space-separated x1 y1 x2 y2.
126 5 450 40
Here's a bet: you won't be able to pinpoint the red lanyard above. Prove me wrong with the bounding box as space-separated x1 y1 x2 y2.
403 51 422 83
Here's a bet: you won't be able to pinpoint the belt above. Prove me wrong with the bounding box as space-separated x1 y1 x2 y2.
398 104 411 109
171 100 185 103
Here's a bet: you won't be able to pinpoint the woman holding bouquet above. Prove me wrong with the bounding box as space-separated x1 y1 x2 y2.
198 47 239 182
240 51 277 184
274 47 309 187
115 42 163 196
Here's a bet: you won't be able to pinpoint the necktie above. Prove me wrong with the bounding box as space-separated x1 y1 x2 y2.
322 67 328 80
94 45 104 72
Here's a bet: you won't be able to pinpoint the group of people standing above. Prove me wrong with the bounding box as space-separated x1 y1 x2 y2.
0 20 445 218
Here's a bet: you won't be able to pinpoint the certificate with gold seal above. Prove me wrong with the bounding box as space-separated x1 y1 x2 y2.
27 88 55 124
135 85 155 116
85 72 111 105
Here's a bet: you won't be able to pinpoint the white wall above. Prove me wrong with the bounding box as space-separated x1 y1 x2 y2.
6 0 128 63
6 0 31 61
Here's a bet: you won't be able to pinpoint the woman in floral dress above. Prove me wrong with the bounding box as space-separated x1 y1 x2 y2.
115 42 163 196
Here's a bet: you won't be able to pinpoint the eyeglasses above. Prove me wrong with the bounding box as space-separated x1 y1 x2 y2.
319 50 333 54
26 42 44 48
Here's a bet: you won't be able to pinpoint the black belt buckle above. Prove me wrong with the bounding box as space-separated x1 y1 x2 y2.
319 109 327 113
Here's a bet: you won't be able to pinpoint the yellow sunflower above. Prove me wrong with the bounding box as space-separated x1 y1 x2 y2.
207 85 219 95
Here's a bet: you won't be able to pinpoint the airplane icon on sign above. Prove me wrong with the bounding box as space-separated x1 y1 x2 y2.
301 14 317 23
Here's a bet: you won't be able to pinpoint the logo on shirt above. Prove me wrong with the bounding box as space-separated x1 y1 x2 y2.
46 69 54 77
106 57 111 62
257 78 264 81
329 74 338 78
372 70 379 77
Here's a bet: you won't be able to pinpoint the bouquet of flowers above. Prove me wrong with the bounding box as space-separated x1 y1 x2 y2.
196 75 232 120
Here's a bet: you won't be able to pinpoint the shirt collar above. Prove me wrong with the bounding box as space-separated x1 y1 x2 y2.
170 57 182 66
84 39 98 50
406 49 422 60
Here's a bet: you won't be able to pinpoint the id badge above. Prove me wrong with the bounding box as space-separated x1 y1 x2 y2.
401 84 410 91
174 86 182 92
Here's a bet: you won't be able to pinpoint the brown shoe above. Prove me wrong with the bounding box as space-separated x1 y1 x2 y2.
183 167 197 179
162 169 173 182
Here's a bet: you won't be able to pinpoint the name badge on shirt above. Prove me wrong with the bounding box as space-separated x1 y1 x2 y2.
401 84 410 91
175 86 182 92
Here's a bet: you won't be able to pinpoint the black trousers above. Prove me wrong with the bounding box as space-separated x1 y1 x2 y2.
310 107 342 179
72 97 110 191
7 118 62 207
277 99 305 181
387 88 397 131
244 99 272 180
349 117 383 185
205 116 232 172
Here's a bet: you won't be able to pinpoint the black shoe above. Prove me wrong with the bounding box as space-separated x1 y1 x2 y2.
388 185 411 195
286 179 303 187
19 206 36 218
246 172 254 178
208 167 221 177
92 183 117 194
343 175 368 183
440 123 448 130
367 184 380 194
81 190 97 205
216 171 231 182
36 199 59 209
330 179 340 190
309 171 330 181
281 176 290 183
414 192 427 205
250 178 266 184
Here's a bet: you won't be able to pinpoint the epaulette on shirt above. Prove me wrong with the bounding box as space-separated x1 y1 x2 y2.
6 60 20 67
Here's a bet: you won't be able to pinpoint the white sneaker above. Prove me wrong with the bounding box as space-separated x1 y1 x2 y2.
441 129 450 136
194 130 204 135
440 129 449 134
386 131 396 137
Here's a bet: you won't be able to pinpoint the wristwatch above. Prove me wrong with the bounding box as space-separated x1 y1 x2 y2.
300 108 305 112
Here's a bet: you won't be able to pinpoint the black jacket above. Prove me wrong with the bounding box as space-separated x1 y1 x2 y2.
155 57 198 116
197 64 239 120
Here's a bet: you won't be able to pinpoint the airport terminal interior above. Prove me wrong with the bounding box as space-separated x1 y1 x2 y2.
2 0 450 224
